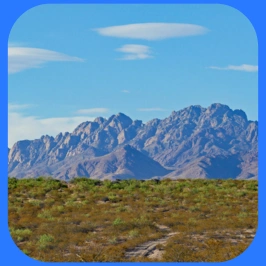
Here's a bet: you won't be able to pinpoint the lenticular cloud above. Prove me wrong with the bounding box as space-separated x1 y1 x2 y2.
94 23 208 40
8 47 84 74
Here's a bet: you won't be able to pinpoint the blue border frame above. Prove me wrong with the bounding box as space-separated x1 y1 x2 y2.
1 0 264 265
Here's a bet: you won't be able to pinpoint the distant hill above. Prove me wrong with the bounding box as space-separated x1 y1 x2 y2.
8 103 258 180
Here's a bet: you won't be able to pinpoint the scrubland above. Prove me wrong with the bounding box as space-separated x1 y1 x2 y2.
8 177 257 262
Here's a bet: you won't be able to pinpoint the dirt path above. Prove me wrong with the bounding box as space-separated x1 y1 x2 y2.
124 226 256 261
124 225 177 260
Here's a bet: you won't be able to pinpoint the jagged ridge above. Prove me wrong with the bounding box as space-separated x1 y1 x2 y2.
8 103 258 180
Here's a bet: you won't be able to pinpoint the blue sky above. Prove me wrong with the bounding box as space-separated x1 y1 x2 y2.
8 4 258 148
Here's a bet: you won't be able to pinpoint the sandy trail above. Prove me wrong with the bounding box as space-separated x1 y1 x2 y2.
124 226 256 260
124 224 177 260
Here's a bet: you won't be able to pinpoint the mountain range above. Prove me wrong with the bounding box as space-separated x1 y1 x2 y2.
8 103 258 180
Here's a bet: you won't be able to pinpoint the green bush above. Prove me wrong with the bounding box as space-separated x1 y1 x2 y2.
113 218 125 226
37 234 55 250
8 177 18 189
10 227 32 242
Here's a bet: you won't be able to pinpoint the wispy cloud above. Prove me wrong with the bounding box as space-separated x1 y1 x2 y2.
8 47 84 74
8 42 29 47
121 90 130 93
94 23 208 40
8 105 97 148
116 44 152 60
75 108 109 115
8 103 35 111
137 108 167 112
209 64 258 72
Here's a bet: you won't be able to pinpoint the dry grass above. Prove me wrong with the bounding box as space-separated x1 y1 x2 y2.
8 177 257 262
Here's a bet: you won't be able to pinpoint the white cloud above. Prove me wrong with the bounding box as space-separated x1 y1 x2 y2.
137 108 167 112
209 64 258 72
75 108 109 114
116 44 152 60
8 104 97 148
8 103 35 111
94 23 208 40
8 47 84 74
121 90 130 93
8 42 29 47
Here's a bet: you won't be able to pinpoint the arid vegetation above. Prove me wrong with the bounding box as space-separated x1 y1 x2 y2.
8 177 257 262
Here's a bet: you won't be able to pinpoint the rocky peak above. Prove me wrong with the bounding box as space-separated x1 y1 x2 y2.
187 105 205 113
169 105 204 124
73 121 90 132
115 113 132 124
12 139 31 150
8 140 31 162
94 117 106 124
108 113 133 131
73 121 100 136
55 132 63 142
233 109 248 121
133 120 143 127
206 103 231 116
146 118 161 127
41 135 54 142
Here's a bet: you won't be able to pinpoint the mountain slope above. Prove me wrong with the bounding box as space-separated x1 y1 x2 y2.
53 145 170 180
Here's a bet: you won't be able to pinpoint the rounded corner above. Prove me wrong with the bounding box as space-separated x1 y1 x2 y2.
223 223 258 263
215 3 258 45
8 3 51 44
7 225 38 262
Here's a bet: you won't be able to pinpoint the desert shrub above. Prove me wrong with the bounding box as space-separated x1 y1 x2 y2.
70 177 101 187
10 227 32 242
42 179 66 192
44 198 55 206
28 199 42 207
107 192 120 203
245 181 258 191
131 215 154 228
238 212 248 218
22 249 30 255
37 234 55 250
8 177 18 189
116 204 127 213
37 210 54 221
236 191 247 197
108 183 124 190
50 205 65 214
112 217 124 226
108 236 118 244
128 229 139 238
124 179 140 192
189 206 200 212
